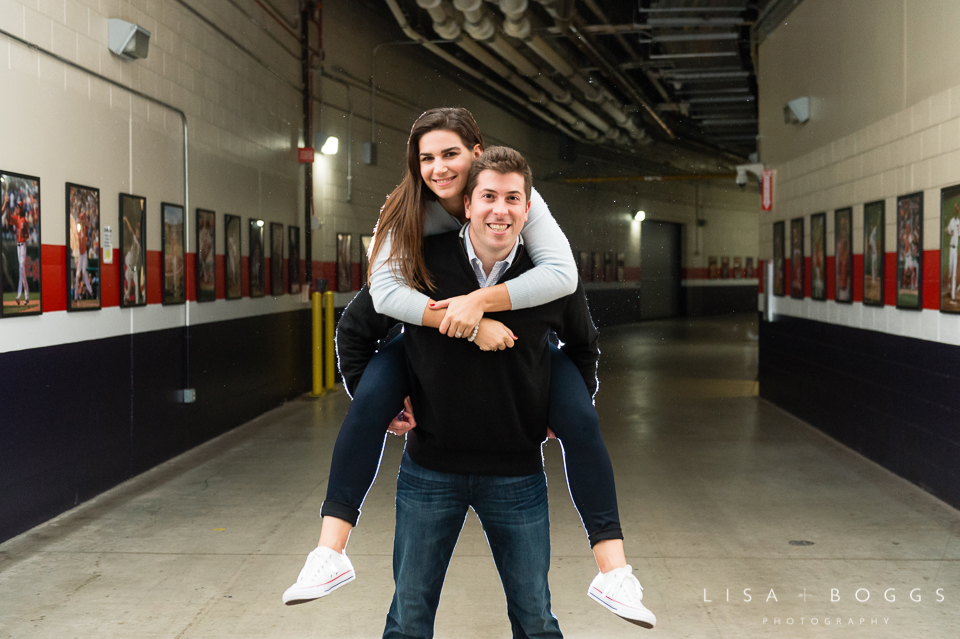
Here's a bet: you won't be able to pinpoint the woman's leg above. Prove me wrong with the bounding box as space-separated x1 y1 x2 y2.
318 334 410 550
547 344 625 568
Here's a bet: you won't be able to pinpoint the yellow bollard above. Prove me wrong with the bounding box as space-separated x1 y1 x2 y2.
324 290 337 391
311 292 325 397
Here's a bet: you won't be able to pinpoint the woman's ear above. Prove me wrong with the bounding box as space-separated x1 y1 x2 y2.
472 144 483 159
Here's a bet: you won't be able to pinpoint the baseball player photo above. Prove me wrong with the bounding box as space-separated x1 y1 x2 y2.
196 209 216 303
66 183 100 311
1 171 42 317
940 186 960 313
863 200 885 306
120 193 147 308
896 192 923 310
162 203 186 305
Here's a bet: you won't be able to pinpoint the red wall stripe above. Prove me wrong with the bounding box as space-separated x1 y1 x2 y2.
41 244 66 313
146 250 161 305
852 254 864 302
884 253 897 305
923 250 940 310
215 255 225 300
101 250 119 308
825 255 836 300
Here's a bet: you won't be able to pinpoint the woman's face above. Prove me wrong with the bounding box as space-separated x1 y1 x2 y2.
418 130 482 202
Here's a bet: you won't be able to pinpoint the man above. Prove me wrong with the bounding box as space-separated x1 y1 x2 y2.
948 204 960 299
3 199 31 306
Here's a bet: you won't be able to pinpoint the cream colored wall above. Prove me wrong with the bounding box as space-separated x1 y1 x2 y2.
757 0 960 344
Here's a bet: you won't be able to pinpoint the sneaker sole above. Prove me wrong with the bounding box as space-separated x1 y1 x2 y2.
589 590 656 629
283 571 355 605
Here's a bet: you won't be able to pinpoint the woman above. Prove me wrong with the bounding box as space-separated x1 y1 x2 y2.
282 108 653 626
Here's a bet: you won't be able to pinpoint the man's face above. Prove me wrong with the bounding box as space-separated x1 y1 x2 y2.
464 170 530 256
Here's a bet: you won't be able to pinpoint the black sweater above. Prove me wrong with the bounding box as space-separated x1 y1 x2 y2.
402 231 599 476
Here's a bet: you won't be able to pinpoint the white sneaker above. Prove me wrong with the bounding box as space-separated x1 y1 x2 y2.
282 546 356 605
588 565 656 628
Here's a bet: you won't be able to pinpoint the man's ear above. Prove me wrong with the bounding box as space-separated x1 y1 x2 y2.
464 194 472 219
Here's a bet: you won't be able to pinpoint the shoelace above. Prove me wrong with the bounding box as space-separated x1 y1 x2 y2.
605 567 644 605
299 550 334 583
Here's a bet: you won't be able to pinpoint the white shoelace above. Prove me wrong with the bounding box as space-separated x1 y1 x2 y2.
605 566 644 605
299 548 335 583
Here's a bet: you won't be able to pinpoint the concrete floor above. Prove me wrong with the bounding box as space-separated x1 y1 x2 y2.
2 315 959 638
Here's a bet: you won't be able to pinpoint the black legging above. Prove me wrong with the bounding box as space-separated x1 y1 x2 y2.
321 335 623 547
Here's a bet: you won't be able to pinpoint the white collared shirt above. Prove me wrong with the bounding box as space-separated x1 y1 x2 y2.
461 223 522 288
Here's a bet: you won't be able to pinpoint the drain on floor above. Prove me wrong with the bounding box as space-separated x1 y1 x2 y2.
789 540 815 546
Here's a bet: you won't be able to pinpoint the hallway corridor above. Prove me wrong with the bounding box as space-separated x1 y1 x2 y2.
2 316 957 638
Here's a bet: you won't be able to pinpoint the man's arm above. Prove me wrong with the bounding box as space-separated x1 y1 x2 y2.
554 279 600 397
336 285 401 397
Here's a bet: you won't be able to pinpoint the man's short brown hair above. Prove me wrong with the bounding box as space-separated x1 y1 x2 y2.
464 146 532 203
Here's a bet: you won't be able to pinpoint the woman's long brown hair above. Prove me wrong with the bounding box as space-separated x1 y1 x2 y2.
367 108 484 292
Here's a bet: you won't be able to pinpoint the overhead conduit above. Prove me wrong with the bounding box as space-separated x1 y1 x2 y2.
492 0 650 144
383 0 581 140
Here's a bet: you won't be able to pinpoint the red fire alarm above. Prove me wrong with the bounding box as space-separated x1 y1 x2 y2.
298 147 315 163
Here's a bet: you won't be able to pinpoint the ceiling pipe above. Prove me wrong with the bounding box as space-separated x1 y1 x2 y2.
494 0 649 144
382 0 569 135
449 0 618 142
530 0 675 140
415 0 603 141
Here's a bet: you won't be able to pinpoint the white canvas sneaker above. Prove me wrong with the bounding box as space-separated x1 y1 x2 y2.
282 546 356 605
588 565 656 628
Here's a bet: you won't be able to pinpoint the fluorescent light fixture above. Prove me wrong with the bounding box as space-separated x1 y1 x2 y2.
257 220 264 227
635 210 646 222
320 136 339 155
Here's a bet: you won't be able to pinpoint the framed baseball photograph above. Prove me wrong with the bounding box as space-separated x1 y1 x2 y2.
289 226 302 295
940 185 960 313
616 251 625 282
745 257 755 279
896 192 923 310
162 203 186 305
119 193 146 308
66 183 100 312
790 218 805 299
224 214 241 300
1 171 42 317
733 256 743 279
592 252 602 283
773 221 785 296
270 222 284 296
336 232 352 292
360 234 373 289
810 212 827 300
720 256 730 279
834 207 853 303
249 219 265 298
196 209 216 303
577 251 591 282
708 256 718 279
863 200 885 306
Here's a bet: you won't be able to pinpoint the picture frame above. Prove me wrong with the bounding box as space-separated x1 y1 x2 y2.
270 222 284 296
289 226 302 295
577 251 591 282
224 214 242 300
249 219 265 298
733 256 743 279
119 193 146 308
708 256 718 279
773 221 785 296
195 209 216 303
616 251 625 282
720 256 730 279
66 182 100 312
790 217 804 299
591 252 602 283
940 186 960 313
1 171 42 317
896 192 923 310
834 207 853 303
360 234 373 289
336 233 352 292
161 203 186 305
810 212 827 301
745 257 755 279
863 200 885 306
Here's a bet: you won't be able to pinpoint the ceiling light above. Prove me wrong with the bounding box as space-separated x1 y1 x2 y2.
635 210 646 222
320 136 339 155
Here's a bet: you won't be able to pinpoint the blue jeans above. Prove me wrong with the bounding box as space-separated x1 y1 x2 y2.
383 454 562 639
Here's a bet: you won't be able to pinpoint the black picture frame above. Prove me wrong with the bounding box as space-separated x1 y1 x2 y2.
196 209 216 303
577 251 591 282
270 222 284 296
119 192 147 308
863 200 885 307
896 192 923 310
940 186 960 313
161 202 185 305
834 207 853 303
773 221 785 296
249 218 265 298
224 214 241 300
66 182 100 312
289 226 301 294
810 212 827 301
0 171 42 317
790 217 804 299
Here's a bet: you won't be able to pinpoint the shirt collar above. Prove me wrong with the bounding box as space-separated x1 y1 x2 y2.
461 222 522 274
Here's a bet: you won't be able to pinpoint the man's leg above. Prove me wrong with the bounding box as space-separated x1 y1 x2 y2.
384 454 469 639
471 471 561 639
